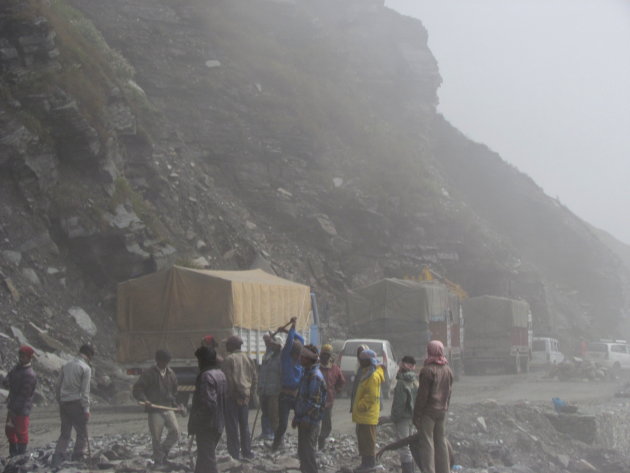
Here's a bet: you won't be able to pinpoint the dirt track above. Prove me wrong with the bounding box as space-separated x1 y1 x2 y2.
8 371 622 453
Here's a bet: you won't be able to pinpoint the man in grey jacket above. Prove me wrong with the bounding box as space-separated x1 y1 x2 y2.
51 344 94 467
258 333 282 441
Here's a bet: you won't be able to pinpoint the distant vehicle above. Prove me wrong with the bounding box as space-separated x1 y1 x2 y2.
463 295 533 375
531 337 564 369
346 277 465 380
585 340 630 370
117 265 318 405
338 338 398 399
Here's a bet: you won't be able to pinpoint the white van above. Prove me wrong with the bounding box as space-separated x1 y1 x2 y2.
585 340 630 370
338 339 398 398
531 337 564 369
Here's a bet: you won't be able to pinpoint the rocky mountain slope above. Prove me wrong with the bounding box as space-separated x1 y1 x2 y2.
1 0 629 378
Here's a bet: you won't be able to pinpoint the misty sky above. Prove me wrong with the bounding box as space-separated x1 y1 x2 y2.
386 0 630 244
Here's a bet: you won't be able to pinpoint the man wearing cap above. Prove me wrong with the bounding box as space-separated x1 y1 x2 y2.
222 335 257 460
351 349 385 473
132 349 181 465
293 344 327 473
52 344 95 467
3 346 37 457
258 333 283 441
317 344 345 450
189 346 227 473
272 317 304 451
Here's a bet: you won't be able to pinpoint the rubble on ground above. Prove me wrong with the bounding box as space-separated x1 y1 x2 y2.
544 358 608 382
2 399 630 473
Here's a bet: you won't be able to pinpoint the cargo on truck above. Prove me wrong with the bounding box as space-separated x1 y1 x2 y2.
346 278 464 380
462 295 532 374
117 265 315 404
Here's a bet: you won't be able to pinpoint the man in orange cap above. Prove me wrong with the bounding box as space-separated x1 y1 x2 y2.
3 346 37 457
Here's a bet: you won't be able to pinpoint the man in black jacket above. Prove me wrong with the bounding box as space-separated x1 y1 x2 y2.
3 346 37 457
189 346 227 473
132 349 181 465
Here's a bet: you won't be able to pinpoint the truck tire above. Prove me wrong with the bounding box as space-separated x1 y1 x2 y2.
520 356 530 373
453 358 464 381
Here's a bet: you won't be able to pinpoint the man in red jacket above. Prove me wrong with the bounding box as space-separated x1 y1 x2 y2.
4 346 37 457
317 344 345 450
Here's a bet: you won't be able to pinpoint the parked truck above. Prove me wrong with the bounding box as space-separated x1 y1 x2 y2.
117 265 316 404
462 295 532 374
346 277 465 380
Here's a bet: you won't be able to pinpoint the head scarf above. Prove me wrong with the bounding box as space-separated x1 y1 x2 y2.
425 340 448 366
359 349 378 381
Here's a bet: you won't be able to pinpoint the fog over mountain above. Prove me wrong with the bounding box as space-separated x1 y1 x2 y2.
387 0 630 244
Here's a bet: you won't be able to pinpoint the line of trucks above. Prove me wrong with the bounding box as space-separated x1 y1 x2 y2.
116 265 533 403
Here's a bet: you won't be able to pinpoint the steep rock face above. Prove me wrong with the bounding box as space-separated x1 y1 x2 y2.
0 0 628 372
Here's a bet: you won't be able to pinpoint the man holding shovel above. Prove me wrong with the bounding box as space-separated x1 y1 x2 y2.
133 349 183 466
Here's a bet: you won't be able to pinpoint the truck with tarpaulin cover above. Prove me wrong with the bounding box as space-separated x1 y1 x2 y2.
462 295 532 374
117 266 316 404
346 278 464 380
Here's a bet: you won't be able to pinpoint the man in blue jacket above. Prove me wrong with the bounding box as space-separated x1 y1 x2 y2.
272 317 304 451
293 344 327 473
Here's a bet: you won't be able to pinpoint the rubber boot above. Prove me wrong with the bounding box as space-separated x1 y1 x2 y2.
16 443 27 455
353 456 368 473
51 452 63 468
401 460 415 473
9 443 17 457
364 456 376 468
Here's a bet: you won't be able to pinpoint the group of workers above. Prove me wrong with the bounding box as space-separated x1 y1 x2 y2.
2 320 453 473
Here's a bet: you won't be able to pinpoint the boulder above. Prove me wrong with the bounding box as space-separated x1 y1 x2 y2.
68 306 98 336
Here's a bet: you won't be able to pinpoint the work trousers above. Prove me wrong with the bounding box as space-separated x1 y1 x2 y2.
148 411 180 462
274 391 296 445
417 413 449 473
54 400 88 460
394 418 414 465
195 430 221 473
355 424 377 457
317 406 333 449
298 421 320 473
5 414 29 445
225 398 251 459
260 394 279 439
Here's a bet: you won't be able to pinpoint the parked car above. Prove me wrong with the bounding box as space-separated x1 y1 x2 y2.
338 338 398 398
585 340 630 370
531 337 564 369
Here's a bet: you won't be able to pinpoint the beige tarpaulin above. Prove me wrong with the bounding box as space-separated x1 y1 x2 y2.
463 295 531 334
117 266 311 362
346 278 449 358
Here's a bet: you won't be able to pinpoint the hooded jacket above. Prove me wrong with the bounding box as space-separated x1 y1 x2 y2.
351 365 384 425
390 370 418 422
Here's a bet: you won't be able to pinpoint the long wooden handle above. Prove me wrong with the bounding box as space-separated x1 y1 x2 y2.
138 402 179 411
270 319 295 338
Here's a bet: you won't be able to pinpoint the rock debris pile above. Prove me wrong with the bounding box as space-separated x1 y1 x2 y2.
2 399 630 473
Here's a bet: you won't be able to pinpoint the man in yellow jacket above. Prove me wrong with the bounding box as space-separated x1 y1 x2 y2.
351 349 384 472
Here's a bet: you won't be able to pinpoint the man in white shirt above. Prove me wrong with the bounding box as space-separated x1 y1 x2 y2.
51 344 94 467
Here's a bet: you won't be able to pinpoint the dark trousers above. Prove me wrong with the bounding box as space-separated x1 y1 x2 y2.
54 400 88 460
317 406 333 449
298 422 320 473
195 430 221 473
260 394 279 439
225 398 251 459
356 423 377 457
274 391 296 445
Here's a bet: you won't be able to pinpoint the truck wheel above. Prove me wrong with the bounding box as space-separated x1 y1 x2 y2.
520 356 530 373
453 359 464 381
176 392 190 407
